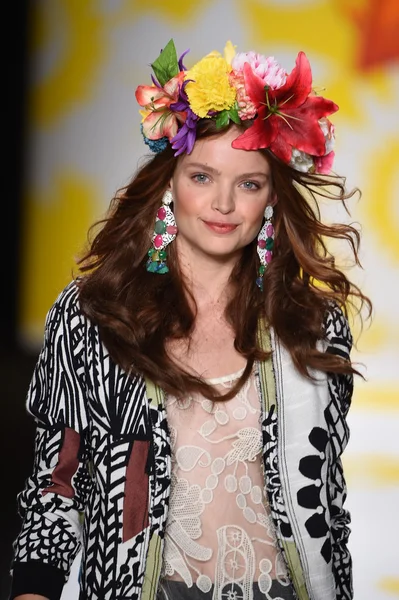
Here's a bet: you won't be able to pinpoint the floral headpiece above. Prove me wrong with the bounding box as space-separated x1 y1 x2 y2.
135 40 338 174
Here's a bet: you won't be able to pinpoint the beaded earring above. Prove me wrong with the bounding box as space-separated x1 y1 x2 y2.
256 205 274 291
146 190 178 274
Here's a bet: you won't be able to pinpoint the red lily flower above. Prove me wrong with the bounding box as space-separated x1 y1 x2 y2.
232 52 339 163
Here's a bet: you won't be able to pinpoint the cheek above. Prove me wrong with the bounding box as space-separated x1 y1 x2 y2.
173 184 202 219
246 204 267 228
240 204 267 243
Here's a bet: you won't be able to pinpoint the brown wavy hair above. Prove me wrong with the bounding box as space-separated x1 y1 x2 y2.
76 121 372 401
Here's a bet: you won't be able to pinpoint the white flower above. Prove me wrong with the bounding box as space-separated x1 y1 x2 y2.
319 118 335 154
289 148 314 172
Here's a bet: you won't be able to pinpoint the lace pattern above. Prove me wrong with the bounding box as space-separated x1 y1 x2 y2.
161 368 292 600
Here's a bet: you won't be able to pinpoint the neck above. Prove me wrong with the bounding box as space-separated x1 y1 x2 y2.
176 242 240 309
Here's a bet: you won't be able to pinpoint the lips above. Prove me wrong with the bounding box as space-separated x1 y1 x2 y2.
203 220 238 233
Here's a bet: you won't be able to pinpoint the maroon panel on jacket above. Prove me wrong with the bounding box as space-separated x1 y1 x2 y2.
123 439 150 542
42 427 80 499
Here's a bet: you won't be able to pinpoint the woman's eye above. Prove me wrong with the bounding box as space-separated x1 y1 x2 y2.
241 181 260 190
193 173 209 184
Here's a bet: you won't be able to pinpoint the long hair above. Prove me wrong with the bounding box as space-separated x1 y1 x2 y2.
77 121 372 401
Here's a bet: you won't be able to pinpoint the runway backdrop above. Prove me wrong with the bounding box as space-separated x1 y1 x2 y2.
17 1 398 598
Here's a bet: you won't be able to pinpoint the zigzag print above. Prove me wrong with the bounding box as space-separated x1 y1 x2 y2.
12 281 160 599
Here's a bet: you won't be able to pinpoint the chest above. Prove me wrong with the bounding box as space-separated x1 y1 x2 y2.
166 372 262 461
167 314 246 379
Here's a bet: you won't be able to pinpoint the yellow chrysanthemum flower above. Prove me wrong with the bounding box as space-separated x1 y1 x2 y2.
185 55 236 118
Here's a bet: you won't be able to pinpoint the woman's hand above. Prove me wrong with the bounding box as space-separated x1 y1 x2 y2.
13 596 50 600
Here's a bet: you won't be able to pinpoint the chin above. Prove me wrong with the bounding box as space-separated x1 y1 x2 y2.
199 243 243 260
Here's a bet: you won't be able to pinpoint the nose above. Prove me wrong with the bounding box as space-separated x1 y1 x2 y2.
211 185 235 214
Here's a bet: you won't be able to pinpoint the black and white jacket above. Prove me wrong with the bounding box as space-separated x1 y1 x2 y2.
10 280 354 600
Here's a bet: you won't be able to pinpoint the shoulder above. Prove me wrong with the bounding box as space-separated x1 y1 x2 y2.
50 278 80 309
322 301 353 360
44 278 87 334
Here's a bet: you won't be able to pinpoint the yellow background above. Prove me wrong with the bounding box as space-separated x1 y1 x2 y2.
18 1 399 598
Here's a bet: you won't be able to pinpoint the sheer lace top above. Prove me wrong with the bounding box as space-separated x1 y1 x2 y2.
161 368 290 597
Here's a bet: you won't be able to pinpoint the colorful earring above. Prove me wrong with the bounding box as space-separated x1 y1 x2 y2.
146 190 178 274
256 205 274 291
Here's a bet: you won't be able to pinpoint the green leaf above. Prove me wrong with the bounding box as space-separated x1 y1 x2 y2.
215 110 230 129
228 107 240 124
151 39 179 86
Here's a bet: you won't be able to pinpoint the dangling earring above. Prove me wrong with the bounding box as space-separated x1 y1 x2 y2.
146 189 178 274
256 205 274 291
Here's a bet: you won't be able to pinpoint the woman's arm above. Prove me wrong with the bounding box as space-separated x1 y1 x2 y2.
323 303 354 600
9 282 93 600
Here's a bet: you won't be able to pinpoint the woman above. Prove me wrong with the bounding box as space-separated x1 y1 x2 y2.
10 40 371 600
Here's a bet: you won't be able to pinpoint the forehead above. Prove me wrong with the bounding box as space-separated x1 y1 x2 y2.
176 128 271 175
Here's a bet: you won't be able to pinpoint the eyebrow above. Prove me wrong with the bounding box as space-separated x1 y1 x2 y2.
185 162 270 179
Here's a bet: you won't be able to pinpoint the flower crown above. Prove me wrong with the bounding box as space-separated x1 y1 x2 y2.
135 40 338 174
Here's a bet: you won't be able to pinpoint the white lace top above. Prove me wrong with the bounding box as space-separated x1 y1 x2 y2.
161 368 290 597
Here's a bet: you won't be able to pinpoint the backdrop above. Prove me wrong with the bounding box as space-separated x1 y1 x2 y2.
17 1 399 598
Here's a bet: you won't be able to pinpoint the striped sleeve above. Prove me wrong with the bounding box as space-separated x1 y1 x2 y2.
10 280 93 600
323 303 354 600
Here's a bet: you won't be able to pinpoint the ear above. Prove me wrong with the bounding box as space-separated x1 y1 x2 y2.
268 191 278 207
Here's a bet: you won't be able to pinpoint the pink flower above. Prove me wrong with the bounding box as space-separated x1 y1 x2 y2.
314 150 335 174
135 72 186 140
229 71 257 120
231 51 287 89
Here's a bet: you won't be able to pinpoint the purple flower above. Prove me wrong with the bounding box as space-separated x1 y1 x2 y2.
169 80 198 155
170 110 198 155
169 79 192 112
178 49 190 71
151 74 162 88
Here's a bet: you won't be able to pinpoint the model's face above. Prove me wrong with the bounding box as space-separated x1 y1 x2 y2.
170 127 273 264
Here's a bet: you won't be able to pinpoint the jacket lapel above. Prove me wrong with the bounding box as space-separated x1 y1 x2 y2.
141 377 171 600
257 321 310 600
269 330 337 600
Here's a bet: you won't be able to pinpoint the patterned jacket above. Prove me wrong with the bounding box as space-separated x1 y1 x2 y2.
10 280 354 600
